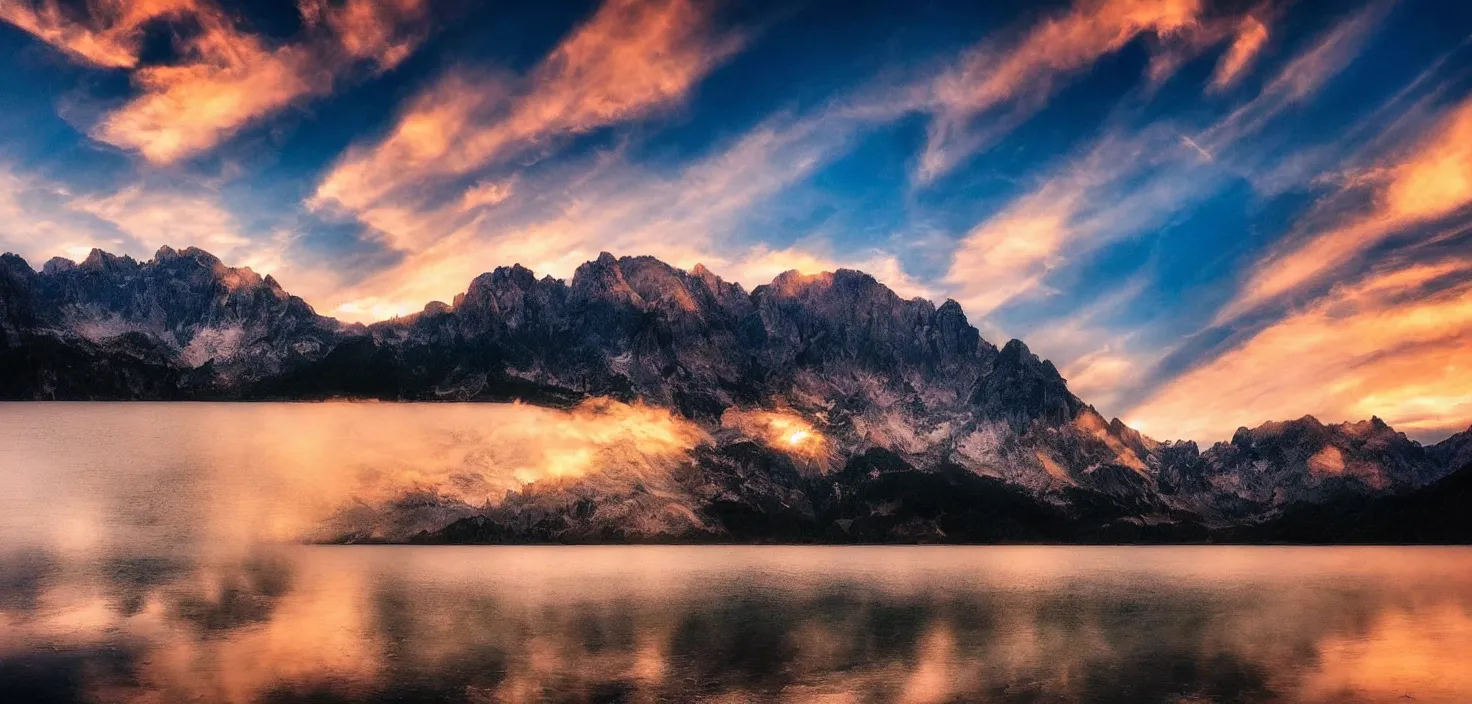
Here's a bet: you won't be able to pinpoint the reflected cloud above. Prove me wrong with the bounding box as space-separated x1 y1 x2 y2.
2 546 1472 703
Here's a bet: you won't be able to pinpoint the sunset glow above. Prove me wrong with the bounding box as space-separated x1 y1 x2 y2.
721 408 833 471
3 3 1472 701
2 0 1469 443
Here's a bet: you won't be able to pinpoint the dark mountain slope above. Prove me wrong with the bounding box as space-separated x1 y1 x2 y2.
1242 462 1472 544
2 246 1465 542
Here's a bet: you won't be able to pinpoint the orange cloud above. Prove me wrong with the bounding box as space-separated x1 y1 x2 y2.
6 0 431 164
1209 14 1269 91
1222 94 1472 320
1128 259 1472 443
68 185 250 258
309 100 928 322
1200 2 1384 151
0 0 196 69
919 0 1210 181
941 126 1215 318
93 30 325 164
312 0 744 215
305 0 428 69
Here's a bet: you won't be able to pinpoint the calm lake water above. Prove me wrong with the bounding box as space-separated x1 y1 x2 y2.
2 404 1471 703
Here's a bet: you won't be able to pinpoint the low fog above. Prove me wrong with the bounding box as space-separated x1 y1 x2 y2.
0 401 712 549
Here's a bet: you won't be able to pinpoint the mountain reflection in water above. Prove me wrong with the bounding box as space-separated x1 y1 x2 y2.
1 546 1471 703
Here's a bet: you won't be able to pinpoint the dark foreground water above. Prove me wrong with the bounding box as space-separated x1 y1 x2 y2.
3 546 1472 703
2 405 1471 703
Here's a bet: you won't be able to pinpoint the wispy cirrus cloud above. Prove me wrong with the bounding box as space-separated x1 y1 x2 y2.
291 0 935 323
1208 13 1270 91
0 159 269 269
915 0 1274 183
311 0 745 221
1195 1 1389 153
1219 93 1472 321
941 0 1385 323
940 125 1218 319
933 4 1398 423
2 0 429 164
1127 256 1472 443
0 0 196 69
314 103 933 322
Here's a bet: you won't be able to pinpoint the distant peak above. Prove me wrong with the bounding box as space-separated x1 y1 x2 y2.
42 257 75 275
79 248 137 272
1000 338 1032 357
765 269 835 295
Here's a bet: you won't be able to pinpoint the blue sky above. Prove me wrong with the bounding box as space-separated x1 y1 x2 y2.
2 0 1471 442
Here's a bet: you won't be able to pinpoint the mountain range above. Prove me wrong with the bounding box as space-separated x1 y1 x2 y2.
2 246 1468 543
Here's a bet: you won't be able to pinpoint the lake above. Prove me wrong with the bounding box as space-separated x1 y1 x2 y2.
2 404 1471 703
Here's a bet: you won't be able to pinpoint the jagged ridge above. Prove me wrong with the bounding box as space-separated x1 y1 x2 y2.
2 246 1467 542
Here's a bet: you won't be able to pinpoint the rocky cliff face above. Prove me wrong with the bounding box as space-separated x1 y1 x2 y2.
1151 416 1448 520
1433 426 1472 472
0 247 342 398
1 246 1463 541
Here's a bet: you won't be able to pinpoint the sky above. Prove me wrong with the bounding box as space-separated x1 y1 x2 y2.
1 0 1470 444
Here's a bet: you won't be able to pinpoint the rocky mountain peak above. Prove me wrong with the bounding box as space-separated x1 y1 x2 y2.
613 256 705 315
42 257 75 275
3 245 1464 535
1433 425 1472 471
570 252 645 308
972 339 1081 431
1192 412 1444 509
930 298 986 360
79 248 139 273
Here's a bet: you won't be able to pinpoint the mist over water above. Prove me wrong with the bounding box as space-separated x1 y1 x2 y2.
0 402 708 547
2 404 1471 703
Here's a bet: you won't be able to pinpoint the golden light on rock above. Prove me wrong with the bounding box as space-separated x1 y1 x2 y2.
720 408 833 473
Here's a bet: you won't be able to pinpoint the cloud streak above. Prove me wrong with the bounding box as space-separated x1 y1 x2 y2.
0 0 196 69
3 0 430 164
1221 93 1472 321
1209 13 1270 91
1128 257 1472 442
317 106 932 321
312 0 745 218
916 0 1275 183
940 124 1221 320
